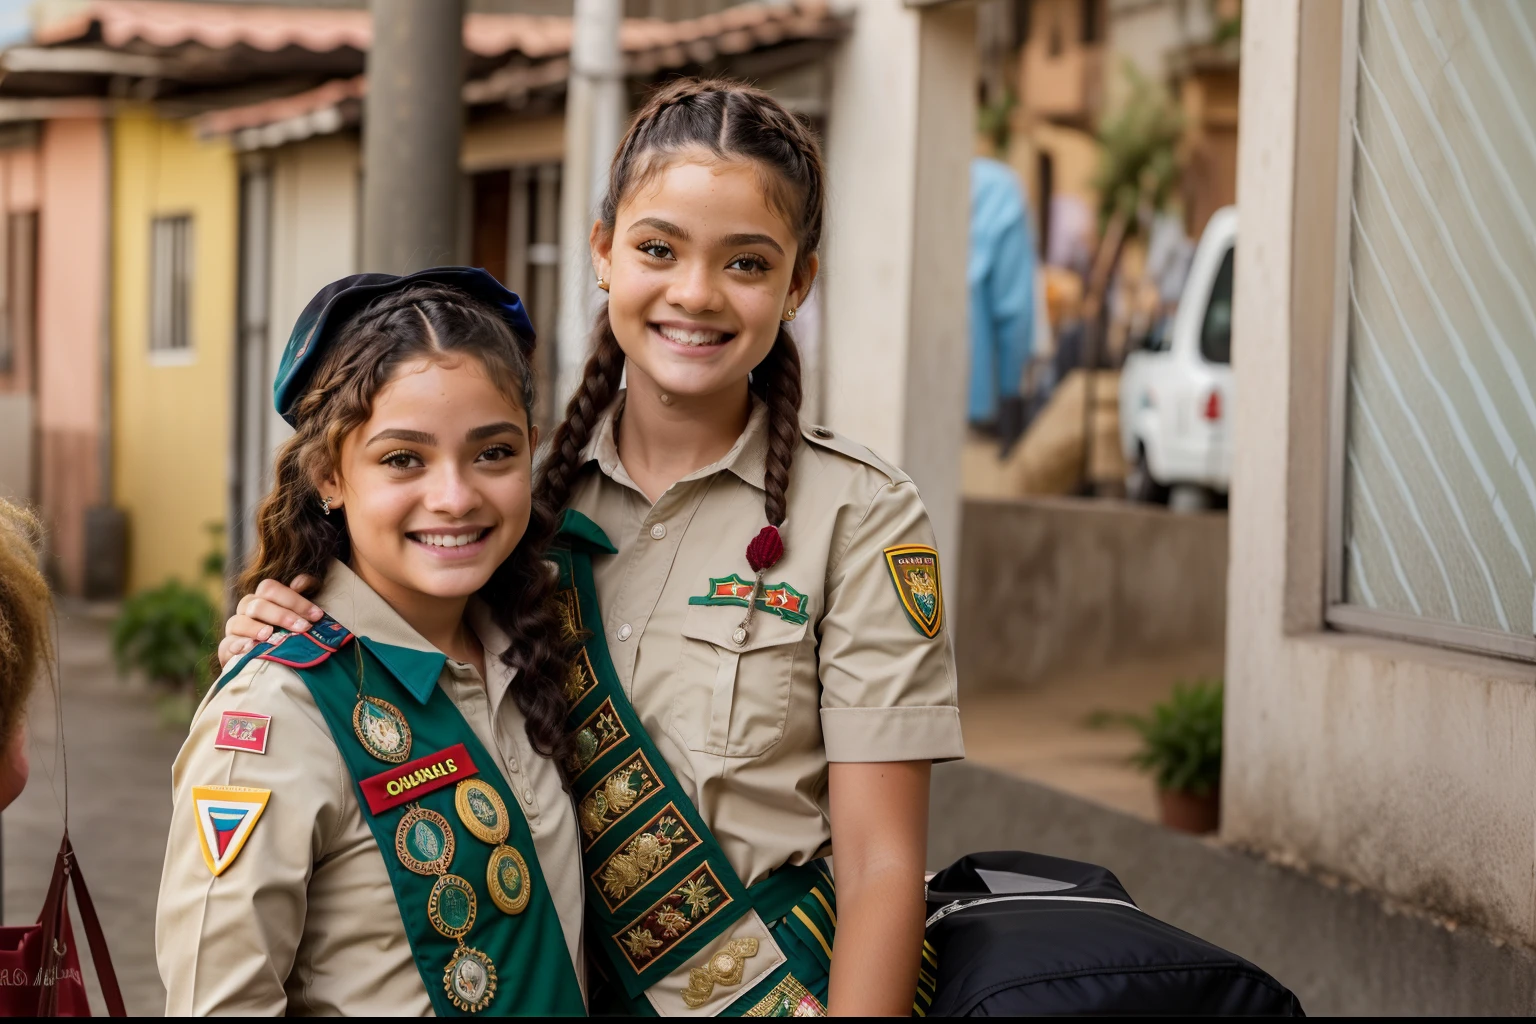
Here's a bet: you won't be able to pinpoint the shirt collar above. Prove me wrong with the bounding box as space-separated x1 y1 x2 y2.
315 560 447 705
580 389 770 492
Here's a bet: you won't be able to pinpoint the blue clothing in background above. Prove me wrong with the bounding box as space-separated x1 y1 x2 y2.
968 157 1035 425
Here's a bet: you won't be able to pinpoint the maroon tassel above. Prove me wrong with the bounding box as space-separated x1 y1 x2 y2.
746 525 784 572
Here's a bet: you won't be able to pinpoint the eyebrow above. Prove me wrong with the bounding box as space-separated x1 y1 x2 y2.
367 422 524 447
721 232 785 257
634 217 688 239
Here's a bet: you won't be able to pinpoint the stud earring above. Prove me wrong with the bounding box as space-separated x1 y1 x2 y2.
782 307 797 322
321 496 333 515
597 276 610 292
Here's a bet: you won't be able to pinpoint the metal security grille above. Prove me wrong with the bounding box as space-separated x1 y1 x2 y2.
1334 0 1536 655
150 214 193 352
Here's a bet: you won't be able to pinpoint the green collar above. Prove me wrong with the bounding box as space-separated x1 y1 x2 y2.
359 637 447 705
556 509 617 554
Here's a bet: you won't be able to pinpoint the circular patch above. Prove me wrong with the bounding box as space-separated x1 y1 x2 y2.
353 696 412 764
395 806 455 876
486 845 531 915
428 873 478 940
443 944 497 1012
455 778 509 845
574 728 598 766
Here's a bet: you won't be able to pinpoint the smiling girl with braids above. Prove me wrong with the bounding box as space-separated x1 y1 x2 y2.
221 80 963 1016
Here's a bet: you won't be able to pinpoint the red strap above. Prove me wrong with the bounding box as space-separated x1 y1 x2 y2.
34 837 69 1017
63 836 126 1017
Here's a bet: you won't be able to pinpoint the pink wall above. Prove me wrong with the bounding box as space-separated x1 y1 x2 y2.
36 117 108 593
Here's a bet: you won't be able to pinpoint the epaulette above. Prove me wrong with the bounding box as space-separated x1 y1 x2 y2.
799 422 911 485
256 613 355 669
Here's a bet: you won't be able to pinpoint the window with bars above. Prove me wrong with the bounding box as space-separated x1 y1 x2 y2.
1329 0 1536 660
150 215 193 353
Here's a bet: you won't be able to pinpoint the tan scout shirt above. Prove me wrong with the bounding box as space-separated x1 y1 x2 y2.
570 394 965 887
155 562 585 1015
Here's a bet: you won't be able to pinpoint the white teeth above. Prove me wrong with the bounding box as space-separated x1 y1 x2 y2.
413 531 485 548
658 324 726 347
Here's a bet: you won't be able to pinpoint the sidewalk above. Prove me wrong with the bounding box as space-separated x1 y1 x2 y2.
3 602 184 1017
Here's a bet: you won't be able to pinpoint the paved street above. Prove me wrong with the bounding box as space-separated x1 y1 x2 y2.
4 602 184 1017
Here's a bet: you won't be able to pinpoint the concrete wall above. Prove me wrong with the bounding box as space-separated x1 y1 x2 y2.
111 108 238 593
1225 0 1536 947
928 762 1536 1015
37 116 109 594
956 496 1227 692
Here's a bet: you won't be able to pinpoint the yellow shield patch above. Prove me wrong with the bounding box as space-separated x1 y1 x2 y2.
884 544 944 638
193 785 271 876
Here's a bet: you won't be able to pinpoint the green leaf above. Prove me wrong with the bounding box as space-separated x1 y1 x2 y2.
112 578 220 692
1124 678 1223 796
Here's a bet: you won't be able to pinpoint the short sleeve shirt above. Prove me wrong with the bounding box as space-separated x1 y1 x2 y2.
154 562 585 1015
569 394 964 886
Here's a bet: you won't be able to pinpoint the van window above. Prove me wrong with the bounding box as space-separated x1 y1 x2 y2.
1199 247 1233 364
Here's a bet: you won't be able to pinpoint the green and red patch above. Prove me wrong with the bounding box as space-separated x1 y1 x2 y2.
884 544 944 638
688 574 809 625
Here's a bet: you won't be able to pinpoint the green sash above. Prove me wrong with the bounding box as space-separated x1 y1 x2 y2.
554 511 837 1015
217 621 585 1017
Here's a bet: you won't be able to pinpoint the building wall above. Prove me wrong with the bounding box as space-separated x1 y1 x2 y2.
1226 0 1536 946
36 117 109 593
111 108 238 593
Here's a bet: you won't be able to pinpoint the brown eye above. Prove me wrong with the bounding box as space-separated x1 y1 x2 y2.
476 444 516 464
382 449 421 471
639 240 674 260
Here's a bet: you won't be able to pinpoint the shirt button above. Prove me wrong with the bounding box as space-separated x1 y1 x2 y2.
617 623 633 641
521 789 535 806
506 756 518 772
649 522 667 540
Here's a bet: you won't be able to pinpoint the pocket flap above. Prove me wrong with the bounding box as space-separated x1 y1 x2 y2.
681 600 809 653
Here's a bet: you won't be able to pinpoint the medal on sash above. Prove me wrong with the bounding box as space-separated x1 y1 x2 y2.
456 779 532 915
351 645 413 763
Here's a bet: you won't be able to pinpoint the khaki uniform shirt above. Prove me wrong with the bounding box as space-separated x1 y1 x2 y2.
155 562 585 1015
570 394 965 887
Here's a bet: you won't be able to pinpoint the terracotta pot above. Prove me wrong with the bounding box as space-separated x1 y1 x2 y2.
1158 787 1220 834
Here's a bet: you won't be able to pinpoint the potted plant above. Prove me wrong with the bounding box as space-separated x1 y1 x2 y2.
1125 679 1223 834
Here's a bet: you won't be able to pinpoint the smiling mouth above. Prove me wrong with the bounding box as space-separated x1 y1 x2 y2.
407 528 491 550
654 323 733 348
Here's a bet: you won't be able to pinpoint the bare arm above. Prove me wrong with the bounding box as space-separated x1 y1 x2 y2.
825 759 931 1016
216 576 323 668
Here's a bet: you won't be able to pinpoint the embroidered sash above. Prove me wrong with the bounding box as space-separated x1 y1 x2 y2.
555 511 836 1014
217 625 584 1016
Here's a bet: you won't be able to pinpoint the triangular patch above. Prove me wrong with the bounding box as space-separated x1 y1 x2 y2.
193 785 271 876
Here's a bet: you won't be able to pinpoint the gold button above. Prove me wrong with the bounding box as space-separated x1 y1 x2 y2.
649 523 666 540
617 623 633 641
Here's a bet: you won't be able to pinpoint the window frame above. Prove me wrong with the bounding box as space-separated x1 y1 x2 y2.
148 212 194 360
1322 0 1536 663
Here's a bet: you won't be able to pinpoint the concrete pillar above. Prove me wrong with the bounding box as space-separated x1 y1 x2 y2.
821 0 975 596
361 0 465 274
556 0 625 406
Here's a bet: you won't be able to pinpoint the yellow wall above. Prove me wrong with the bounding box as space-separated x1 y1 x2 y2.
112 108 237 593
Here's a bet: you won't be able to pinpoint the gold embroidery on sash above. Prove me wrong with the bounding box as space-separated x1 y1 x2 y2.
613 863 733 972
567 698 627 776
680 938 760 1008
578 752 663 848
564 647 598 705
591 802 703 911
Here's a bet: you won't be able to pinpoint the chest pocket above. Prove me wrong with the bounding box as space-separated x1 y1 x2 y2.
672 601 809 757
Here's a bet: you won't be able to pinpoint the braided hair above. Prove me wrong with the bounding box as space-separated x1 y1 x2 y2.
241 284 575 765
536 79 826 535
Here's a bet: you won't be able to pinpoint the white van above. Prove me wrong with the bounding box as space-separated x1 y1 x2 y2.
1118 205 1235 506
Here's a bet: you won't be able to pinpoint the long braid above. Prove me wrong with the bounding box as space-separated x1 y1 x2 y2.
535 308 625 512
750 327 804 528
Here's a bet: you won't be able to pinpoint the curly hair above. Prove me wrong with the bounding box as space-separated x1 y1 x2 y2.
536 78 825 534
239 283 574 764
0 501 49 748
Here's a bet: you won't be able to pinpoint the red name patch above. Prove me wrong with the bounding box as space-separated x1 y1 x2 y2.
359 743 477 815
214 711 271 754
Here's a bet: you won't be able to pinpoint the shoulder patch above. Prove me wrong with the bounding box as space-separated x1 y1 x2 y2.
799 424 911 485
193 785 271 876
256 613 353 669
884 545 944 638
214 711 271 754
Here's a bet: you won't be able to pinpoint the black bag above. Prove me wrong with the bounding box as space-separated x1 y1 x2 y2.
924 851 1304 1016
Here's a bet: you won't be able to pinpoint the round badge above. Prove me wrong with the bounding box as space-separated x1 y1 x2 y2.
574 728 598 766
395 806 455 876
428 873 478 940
443 944 498 1013
486 845 531 915
353 696 412 764
454 779 510 845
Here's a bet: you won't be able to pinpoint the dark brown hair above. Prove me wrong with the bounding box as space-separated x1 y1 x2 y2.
0 501 49 747
536 78 824 532
240 284 573 762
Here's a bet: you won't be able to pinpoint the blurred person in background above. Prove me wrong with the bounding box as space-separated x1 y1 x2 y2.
969 155 1036 453
0 499 45 810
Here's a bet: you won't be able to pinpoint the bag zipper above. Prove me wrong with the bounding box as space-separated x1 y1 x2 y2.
926 893 1143 928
